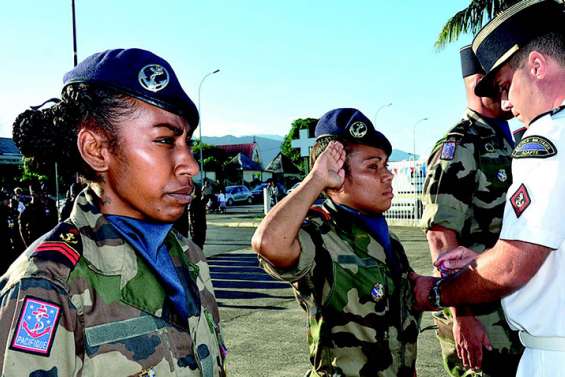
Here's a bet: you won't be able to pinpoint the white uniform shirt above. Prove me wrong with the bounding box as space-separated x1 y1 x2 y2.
500 105 565 337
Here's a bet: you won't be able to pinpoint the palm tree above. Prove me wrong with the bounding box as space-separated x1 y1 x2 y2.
435 0 521 49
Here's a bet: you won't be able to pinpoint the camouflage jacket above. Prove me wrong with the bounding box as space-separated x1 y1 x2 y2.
421 108 513 251
421 109 523 368
0 188 226 377
260 200 421 377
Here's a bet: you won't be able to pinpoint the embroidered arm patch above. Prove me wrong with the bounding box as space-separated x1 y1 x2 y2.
510 184 531 218
10 296 61 356
440 141 456 160
512 135 557 159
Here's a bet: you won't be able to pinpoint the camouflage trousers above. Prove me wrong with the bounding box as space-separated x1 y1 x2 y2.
433 310 522 377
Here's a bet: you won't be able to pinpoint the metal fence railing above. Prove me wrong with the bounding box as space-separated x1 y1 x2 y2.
385 160 427 227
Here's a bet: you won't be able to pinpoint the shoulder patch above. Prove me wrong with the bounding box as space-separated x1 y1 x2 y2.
510 184 531 218
440 141 456 160
10 296 61 356
32 222 82 268
307 206 331 222
512 135 557 159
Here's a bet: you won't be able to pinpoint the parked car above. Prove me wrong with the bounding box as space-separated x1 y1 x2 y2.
251 182 287 203
225 185 253 206
286 182 325 205
251 183 268 203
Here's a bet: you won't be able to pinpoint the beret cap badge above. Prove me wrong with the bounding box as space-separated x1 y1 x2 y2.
349 121 368 138
138 64 170 92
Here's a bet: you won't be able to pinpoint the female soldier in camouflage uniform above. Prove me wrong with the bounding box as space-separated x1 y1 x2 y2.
0 48 226 377
253 108 421 377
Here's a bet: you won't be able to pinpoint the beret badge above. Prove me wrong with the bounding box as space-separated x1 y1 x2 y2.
138 64 170 92
349 121 368 138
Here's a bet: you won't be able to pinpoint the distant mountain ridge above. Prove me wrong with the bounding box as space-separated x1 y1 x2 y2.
201 135 417 166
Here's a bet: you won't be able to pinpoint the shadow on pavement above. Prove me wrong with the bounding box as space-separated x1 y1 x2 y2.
208 252 294 310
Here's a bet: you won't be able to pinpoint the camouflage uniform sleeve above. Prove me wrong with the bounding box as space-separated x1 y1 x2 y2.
259 226 317 282
421 136 478 233
0 277 82 376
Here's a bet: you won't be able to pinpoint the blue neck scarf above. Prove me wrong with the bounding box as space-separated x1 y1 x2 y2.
487 118 514 147
337 204 401 278
105 215 199 320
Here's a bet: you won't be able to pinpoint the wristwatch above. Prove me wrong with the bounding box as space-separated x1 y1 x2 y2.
427 278 445 310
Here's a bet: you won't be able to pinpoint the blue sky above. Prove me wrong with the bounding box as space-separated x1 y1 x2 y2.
0 0 499 157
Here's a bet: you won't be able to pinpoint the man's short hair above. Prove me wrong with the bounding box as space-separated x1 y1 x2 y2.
509 32 565 69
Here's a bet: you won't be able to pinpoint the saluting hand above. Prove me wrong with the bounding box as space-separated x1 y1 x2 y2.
309 141 346 190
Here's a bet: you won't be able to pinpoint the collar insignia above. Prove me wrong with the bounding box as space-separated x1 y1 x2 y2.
370 283 385 302
512 135 557 159
497 169 507 182
349 121 368 138
138 64 170 92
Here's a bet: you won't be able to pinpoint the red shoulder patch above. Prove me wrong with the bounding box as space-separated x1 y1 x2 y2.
308 206 331 221
510 184 531 218
34 241 80 266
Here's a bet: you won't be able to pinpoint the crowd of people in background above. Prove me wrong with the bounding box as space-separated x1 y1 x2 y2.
0 181 65 274
0 177 285 275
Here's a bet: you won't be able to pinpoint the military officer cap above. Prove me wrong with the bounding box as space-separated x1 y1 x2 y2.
472 0 565 97
63 48 199 128
315 108 392 156
460 45 484 78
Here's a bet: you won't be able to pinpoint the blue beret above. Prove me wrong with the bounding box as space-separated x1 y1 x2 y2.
315 108 392 156
63 48 199 128
472 0 565 97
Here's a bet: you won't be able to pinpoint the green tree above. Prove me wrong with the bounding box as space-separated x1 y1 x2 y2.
280 118 318 172
435 0 520 49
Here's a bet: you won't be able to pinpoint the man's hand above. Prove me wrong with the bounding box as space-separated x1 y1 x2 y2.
453 315 493 371
435 246 479 274
309 141 345 191
409 273 437 311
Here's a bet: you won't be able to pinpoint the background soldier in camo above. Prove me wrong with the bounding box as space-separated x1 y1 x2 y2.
420 46 523 377
253 108 421 377
0 48 226 376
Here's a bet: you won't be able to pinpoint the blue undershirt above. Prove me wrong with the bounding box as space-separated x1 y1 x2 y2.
487 118 514 147
105 215 200 320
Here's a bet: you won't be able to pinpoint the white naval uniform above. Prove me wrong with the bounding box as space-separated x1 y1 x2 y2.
499 105 565 377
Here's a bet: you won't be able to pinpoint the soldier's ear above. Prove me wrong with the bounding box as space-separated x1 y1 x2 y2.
527 51 547 79
77 128 111 174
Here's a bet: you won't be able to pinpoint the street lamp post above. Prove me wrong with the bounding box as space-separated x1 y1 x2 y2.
197 69 220 183
412 117 428 224
412 117 428 165
373 102 392 125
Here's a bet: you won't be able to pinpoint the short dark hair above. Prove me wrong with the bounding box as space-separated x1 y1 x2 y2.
509 32 565 69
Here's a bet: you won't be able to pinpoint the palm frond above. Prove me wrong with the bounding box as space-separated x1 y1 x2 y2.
434 0 522 50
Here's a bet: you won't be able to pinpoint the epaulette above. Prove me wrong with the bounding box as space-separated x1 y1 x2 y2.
306 205 331 222
446 119 473 141
31 222 83 269
430 119 473 162
512 127 527 145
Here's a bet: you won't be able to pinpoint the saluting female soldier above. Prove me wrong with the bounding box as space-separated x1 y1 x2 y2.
252 108 421 377
0 48 226 377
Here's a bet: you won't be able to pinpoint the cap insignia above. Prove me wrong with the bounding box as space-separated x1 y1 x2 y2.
349 121 368 138
138 64 169 92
